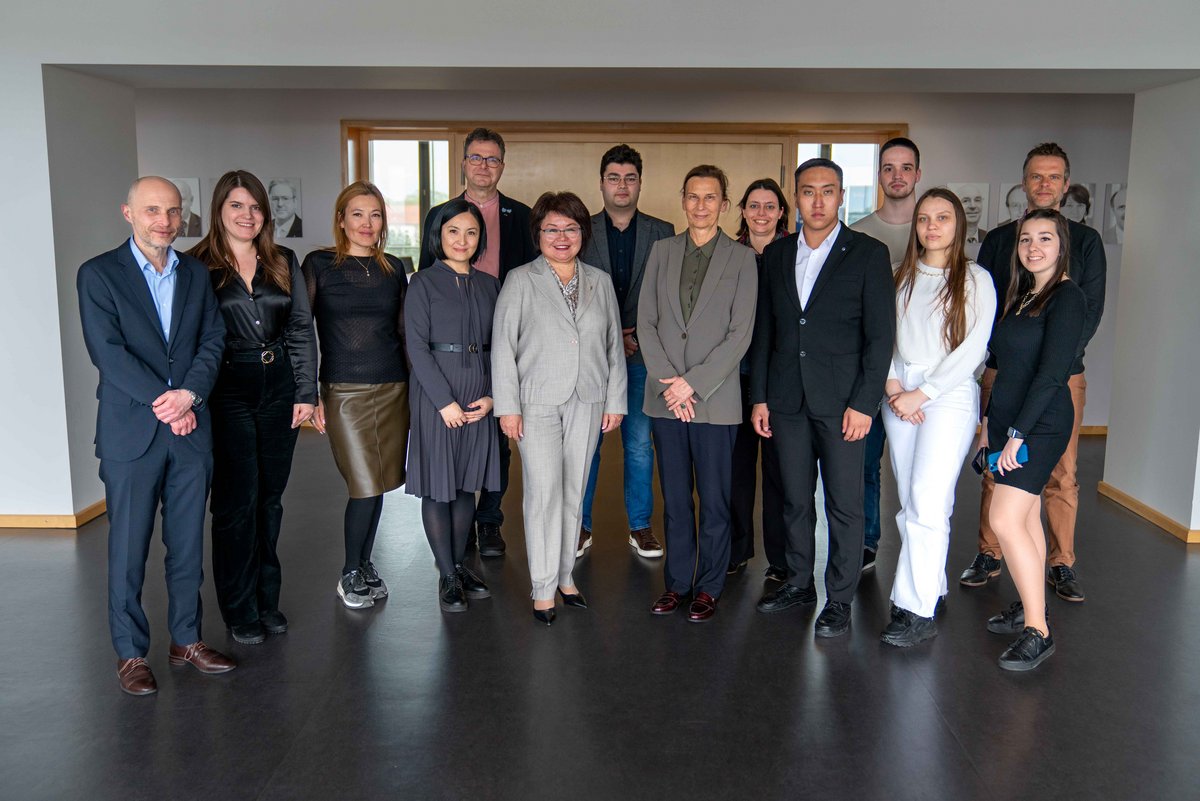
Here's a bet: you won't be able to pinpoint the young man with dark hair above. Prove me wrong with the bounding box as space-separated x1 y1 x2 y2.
849 136 922 573
419 127 537 557
959 141 1106 604
751 158 894 638
578 144 675 560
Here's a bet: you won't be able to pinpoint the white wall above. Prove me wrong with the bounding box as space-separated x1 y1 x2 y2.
138 87 1132 426
1104 76 1200 530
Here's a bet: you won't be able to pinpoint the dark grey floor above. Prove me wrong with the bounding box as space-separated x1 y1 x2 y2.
2 433 1197 800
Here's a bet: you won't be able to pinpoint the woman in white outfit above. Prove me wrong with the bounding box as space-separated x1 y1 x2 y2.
880 187 996 647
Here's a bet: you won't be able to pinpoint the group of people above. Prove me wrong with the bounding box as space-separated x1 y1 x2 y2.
79 128 1104 696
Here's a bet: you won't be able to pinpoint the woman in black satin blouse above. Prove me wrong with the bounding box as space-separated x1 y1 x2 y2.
189 170 317 645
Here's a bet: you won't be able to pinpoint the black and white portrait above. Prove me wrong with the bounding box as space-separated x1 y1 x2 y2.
998 182 1027 227
947 183 990 253
268 178 303 238
1104 183 1127 244
1061 182 1097 228
170 177 203 238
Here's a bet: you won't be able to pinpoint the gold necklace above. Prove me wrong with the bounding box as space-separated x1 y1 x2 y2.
1016 289 1037 316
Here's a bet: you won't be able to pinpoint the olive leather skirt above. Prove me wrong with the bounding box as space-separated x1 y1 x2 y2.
321 381 409 498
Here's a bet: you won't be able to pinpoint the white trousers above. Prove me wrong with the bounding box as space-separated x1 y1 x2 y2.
882 365 979 618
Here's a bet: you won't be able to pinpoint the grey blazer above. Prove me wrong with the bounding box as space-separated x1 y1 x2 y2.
492 256 627 416
637 230 757 425
580 210 675 366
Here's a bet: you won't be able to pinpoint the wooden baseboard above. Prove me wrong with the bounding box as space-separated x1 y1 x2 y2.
1097 481 1200 543
0 499 106 530
1080 426 1107 436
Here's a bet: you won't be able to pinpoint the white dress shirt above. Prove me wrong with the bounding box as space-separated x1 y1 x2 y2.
794 222 842 309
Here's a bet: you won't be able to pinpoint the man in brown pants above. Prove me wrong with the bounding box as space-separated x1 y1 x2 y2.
959 143 1107 603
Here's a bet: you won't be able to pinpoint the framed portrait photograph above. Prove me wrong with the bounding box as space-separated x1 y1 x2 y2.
947 182 990 253
1103 183 1127 244
998 182 1027 228
170 177 203 238
268 178 303 238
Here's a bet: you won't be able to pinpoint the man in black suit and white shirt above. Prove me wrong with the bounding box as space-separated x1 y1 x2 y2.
577 144 675 561
418 128 537 557
750 158 895 638
77 176 236 695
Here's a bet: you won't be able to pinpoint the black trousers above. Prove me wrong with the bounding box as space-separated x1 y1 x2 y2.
101 423 212 658
208 354 300 627
772 403 866 604
652 417 737 599
475 420 510 526
730 373 786 567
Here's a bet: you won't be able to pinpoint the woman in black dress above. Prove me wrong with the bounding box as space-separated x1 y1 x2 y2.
302 181 409 611
979 208 1085 671
190 170 317 645
405 199 501 611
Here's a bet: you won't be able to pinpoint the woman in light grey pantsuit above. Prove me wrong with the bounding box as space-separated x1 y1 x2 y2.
492 191 627 626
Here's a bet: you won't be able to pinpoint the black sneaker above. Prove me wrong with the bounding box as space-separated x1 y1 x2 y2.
455 564 491 599
756 582 817 613
998 627 1056 671
438 574 468 612
478 523 506 557
880 607 937 647
814 600 852 638
1047 565 1085 603
337 569 374 609
260 610 288 635
360 561 388 600
959 553 1002 587
230 621 266 645
862 548 877 573
988 601 1049 634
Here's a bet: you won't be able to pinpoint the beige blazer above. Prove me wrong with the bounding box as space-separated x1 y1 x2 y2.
636 230 757 425
491 256 627 416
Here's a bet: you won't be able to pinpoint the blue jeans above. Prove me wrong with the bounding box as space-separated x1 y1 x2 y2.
863 411 886 551
582 361 653 532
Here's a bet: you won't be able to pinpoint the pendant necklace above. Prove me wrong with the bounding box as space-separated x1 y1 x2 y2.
1016 289 1037 316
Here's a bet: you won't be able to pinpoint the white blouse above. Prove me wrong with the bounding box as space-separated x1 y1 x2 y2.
888 260 996 401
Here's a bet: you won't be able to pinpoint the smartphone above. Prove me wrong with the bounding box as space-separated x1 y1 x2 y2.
987 443 1029 473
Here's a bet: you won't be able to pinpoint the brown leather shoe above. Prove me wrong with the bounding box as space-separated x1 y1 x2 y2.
688 592 718 623
576 527 592 558
629 527 663 558
117 657 158 696
651 590 684 615
168 641 237 674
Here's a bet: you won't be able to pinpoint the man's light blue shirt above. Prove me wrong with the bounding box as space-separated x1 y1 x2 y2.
129 237 179 342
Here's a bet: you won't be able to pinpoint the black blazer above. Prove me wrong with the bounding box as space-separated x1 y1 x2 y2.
417 191 536 282
77 240 226 462
750 226 894 418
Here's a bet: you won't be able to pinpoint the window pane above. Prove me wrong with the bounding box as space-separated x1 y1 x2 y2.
831 143 879 225
367 139 449 265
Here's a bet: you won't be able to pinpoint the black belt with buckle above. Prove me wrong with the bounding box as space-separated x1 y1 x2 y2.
227 340 284 364
429 342 490 354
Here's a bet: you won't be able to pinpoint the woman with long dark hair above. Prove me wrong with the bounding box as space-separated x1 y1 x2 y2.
979 208 1085 670
729 178 789 579
405 199 500 611
189 170 317 644
302 181 410 610
879 187 995 647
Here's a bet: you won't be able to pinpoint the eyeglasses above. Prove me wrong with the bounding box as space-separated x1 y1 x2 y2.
603 174 640 186
465 154 503 167
540 226 582 239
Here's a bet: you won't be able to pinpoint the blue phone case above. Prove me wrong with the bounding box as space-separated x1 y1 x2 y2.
988 443 1029 472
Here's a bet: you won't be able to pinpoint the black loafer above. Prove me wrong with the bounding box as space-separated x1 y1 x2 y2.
959 553 1002 587
230 621 266 645
880 607 937 647
557 587 588 609
756 582 817 613
814 600 852 638
260 610 288 635
1047 565 1085 603
998 626 1055 671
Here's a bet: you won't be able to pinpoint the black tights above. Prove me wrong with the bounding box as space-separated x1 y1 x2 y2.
421 492 477 576
343 495 384 575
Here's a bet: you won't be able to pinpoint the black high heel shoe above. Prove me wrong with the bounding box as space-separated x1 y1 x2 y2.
533 606 556 626
557 587 589 609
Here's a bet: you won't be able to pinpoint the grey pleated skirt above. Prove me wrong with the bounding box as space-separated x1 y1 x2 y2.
322 381 409 498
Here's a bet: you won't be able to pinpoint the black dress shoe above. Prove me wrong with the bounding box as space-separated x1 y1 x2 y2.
455 564 491 599
477 523 506 557
230 621 266 645
764 565 788 583
726 559 748 575
862 548 877 573
880 607 937 647
557 587 588 609
438 574 467 612
260 610 288 635
533 607 556 626
998 626 1055 671
1047 565 1085 602
756 582 817 613
987 601 1049 635
959 553 1002 587
814 600 852 638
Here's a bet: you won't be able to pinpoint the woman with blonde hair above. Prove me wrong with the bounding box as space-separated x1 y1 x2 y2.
301 181 410 610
